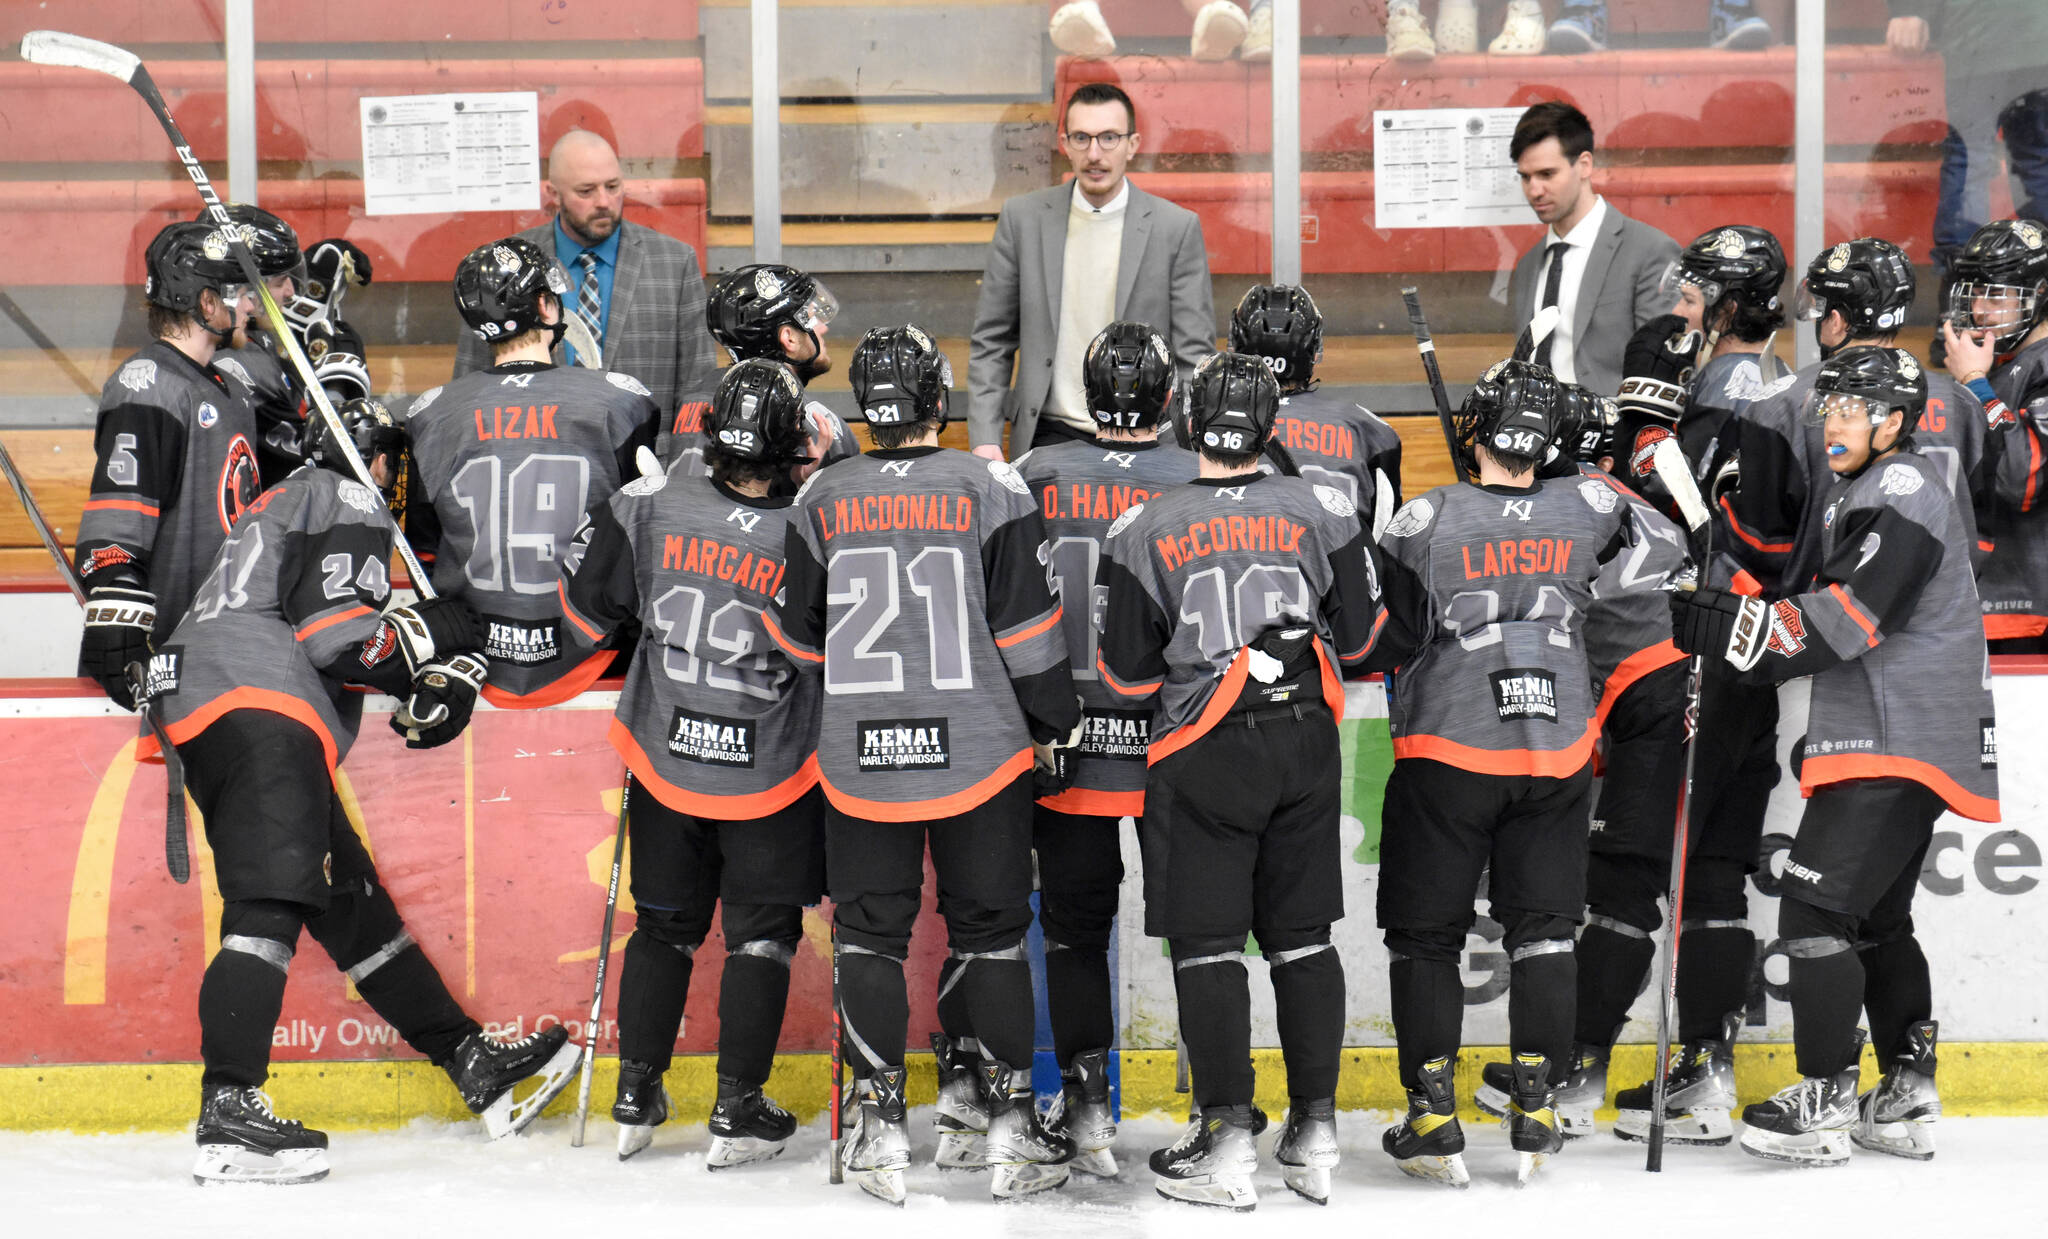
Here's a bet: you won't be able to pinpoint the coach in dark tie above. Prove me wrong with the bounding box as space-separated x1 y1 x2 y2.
1507 102 1679 396
453 129 716 417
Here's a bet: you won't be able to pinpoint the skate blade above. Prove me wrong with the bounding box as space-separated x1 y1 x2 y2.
1613 1107 1734 1146
1851 1121 1936 1161
1738 1126 1852 1166
481 1040 583 1140
1515 1150 1549 1186
193 1143 330 1186
855 1167 908 1206
616 1123 656 1161
1393 1153 1470 1189
1155 1175 1257 1212
989 1160 1071 1198
706 1135 789 1170
935 1130 987 1171
1283 1165 1331 1205
1070 1146 1119 1178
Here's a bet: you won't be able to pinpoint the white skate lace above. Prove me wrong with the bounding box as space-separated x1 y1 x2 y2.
241 1087 301 1128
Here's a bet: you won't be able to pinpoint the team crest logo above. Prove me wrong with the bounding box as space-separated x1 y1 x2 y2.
218 434 260 532
196 402 219 428
1879 462 1923 496
604 371 651 397
1385 496 1433 538
213 356 251 387
1578 479 1617 513
201 229 232 261
118 359 157 392
621 473 666 497
1313 484 1355 518
1826 243 1850 272
1714 229 1746 258
2018 221 2045 250
754 269 784 299
336 479 380 513
988 459 1030 496
1897 351 1921 381
1107 501 1145 539
493 244 522 271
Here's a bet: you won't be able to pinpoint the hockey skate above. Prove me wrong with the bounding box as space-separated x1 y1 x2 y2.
1151 1104 1259 1211
1383 1057 1468 1188
1613 1013 1740 1146
1853 1021 1940 1161
443 1024 581 1139
611 1059 669 1161
1044 1047 1118 1177
980 1062 1073 1198
192 1085 331 1186
931 1033 988 1170
1476 1043 1606 1137
1739 1067 1860 1166
841 1066 913 1205
1507 1053 1565 1186
1276 1097 1339 1205
707 1076 798 1170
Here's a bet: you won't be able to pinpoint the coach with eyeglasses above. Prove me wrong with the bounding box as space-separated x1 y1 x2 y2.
969 82 1216 460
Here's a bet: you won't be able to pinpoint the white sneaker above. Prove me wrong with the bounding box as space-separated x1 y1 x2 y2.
1489 0 1547 55
1385 3 1437 62
1050 1 1117 58
1435 0 1479 55
1240 1 1272 62
1190 0 1249 61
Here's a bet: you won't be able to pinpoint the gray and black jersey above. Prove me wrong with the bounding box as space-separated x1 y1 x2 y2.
1015 437 1199 816
1614 350 1774 590
1365 475 1647 778
561 465 818 819
404 360 659 706
1576 464 1688 708
1745 450 1998 822
140 467 410 770
1976 337 2048 636
210 337 305 483
1270 387 1403 536
767 448 1079 822
1095 473 1379 758
75 341 263 639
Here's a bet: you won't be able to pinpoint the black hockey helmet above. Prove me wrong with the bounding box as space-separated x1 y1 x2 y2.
1456 358 1562 470
1542 382 1615 477
454 237 569 344
302 397 408 502
1083 321 1175 431
143 220 248 315
708 264 839 363
1228 284 1323 383
1947 219 2048 352
1804 344 1927 436
1796 237 1916 337
706 358 813 467
850 324 951 430
200 203 306 285
1672 225 1786 318
1184 351 1279 456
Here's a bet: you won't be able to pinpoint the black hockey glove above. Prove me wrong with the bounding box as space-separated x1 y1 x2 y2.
384 597 487 676
304 238 373 298
1669 585 1767 672
1616 314 1701 426
79 585 156 710
1031 707 1086 799
303 317 366 363
393 653 488 749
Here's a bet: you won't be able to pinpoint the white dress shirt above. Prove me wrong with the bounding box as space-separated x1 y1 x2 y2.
1540 194 1608 385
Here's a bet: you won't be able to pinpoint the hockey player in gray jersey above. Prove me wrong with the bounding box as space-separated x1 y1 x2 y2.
767 326 1081 1204
1228 284 1403 532
560 359 824 1166
1367 359 1656 1187
142 399 580 1184
662 263 859 486
405 237 662 708
1004 321 1198 1178
1940 218 2048 651
1096 352 1380 1209
76 220 264 711
1671 346 1999 1166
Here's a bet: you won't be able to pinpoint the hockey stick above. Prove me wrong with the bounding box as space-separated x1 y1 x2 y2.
1398 288 1470 485
1645 436 1712 1173
18 30 435 601
571 771 632 1148
127 660 190 883
562 313 604 371
0 434 87 603
829 940 844 1185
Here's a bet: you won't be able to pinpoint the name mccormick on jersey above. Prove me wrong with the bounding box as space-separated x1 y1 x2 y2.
1152 510 1311 571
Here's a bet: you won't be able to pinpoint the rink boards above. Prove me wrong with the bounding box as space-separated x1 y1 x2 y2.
3 670 2045 1130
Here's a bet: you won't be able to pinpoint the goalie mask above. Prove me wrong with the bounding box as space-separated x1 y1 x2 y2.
1947 219 2048 354
1804 345 1925 471
1228 284 1323 384
1083 321 1175 431
1795 237 1916 346
1185 351 1280 456
1457 358 1562 471
454 237 569 346
706 358 812 468
708 264 839 379
144 221 249 325
302 397 408 507
850 325 951 430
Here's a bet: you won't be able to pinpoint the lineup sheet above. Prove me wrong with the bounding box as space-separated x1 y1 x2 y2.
1373 107 1530 229
360 92 541 216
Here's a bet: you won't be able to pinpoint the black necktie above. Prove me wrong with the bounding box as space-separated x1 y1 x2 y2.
1533 240 1569 369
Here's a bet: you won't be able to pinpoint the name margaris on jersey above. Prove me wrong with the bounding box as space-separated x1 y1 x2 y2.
661 533 786 598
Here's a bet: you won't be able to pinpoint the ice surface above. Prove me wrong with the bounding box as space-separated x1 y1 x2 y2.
7 1110 2043 1237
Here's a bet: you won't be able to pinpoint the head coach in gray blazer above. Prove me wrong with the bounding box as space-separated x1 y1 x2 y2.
453 131 717 420
968 83 1216 460
1507 102 1679 398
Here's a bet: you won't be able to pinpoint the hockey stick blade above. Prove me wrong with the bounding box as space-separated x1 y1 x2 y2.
562 313 604 370
19 31 141 81
129 662 190 884
1511 305 1563 364
572 772 632 1148
1649 436 1712 560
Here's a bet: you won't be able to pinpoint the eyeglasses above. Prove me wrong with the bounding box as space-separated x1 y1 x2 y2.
1065 130 1133 151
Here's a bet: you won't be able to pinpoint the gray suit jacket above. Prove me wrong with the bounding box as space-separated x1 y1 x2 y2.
1509 203 1679 397
969 180 1215 454
453 218 716 418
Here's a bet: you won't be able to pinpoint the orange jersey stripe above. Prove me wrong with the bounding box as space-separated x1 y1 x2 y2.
1036 784 1143 817
139 688 340 773
557 580 606 644
1595 640 1687 728
1983 613 2048 640
1148 651 1252 765
1717 494 1792 554
1828 583 1881 647
294 605 373 642
820 747 1034 823
1096 653 1162 698
480 648 614 710
994 605 1061 649
609 717 820 819
1801 752 2000 824
82 498 160 517
1391 716 1600 779
762 608 822 663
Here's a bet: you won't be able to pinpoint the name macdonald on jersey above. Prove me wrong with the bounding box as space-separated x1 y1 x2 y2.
662 535 785 598
1154 514 1309 572
1460 538 1575 578
815 493 973 541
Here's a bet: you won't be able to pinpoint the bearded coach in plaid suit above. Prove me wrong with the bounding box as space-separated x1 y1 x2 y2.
453 130 717 417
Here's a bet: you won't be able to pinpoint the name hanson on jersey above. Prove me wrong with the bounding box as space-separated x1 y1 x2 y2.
815 493 974 541
1043 482 1165 522
1154 514 1309 572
